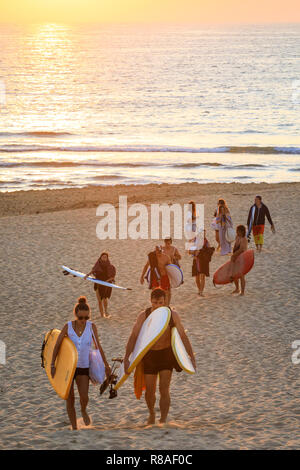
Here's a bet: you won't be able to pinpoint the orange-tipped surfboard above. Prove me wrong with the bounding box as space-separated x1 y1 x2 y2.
213 249 255 285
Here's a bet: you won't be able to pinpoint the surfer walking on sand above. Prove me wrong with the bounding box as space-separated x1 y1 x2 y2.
230 225 248 296
140 246 172 306
211 198 230 251
215 204 233 256
247 195 275 252
51 296 111 430
162 237 181 267
191 230 215 296
123 288 196 425
84 252 116 318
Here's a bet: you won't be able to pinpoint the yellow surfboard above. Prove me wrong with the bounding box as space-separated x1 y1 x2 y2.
42 329 78 400
114 307 171 391
171 327 195 374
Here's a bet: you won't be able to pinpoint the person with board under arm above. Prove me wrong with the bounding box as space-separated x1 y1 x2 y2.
84 252 116 318
51 296 111 430
140 246 172 306
162 237 181 266
123 288 196 425
230 225 248 296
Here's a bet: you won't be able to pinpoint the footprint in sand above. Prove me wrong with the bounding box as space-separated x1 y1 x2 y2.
74 416 94 430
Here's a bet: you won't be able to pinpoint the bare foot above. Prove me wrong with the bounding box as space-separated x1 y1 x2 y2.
231 289 240 294
81 410 91 426
147 412 155 425
159 418 167 424
104 313 111 318
239 292 245 296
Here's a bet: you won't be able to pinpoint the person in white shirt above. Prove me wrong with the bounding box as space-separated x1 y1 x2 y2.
51 296 111 430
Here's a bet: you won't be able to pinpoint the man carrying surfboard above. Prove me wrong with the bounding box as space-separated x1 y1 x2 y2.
123 288 196 425
162 237 181 267
140 246 172 306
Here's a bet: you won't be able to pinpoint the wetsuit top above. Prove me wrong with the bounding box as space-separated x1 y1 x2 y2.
145 307 175 328
247 203 273 227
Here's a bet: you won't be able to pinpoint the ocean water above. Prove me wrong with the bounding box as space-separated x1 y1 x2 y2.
0 23 299 191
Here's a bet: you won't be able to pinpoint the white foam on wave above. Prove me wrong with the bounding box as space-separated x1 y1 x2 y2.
1 144 300 154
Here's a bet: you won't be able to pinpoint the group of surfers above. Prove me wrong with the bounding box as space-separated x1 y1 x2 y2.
50 194 275 430
51 289 195 430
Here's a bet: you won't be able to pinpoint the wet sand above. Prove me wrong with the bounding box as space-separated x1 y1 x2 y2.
0 182 299 449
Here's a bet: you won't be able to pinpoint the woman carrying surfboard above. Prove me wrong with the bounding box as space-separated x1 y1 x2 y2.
123 288 196 425
230 225 248 296
51 296 111 430
84 252 116 318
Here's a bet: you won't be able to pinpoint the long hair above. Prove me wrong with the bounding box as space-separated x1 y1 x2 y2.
188 200 196 219
217 198 229 215
99 252 110 265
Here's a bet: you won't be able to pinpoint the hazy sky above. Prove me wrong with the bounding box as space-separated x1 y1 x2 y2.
0 0 299 23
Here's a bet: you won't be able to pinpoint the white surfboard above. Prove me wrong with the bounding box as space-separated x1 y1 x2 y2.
146 264 183 289
165 264 183 288
171 327 195 374
61 266 132 290
114 306 171 390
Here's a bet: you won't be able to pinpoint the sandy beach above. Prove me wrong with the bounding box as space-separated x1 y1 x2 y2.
0 182 299 450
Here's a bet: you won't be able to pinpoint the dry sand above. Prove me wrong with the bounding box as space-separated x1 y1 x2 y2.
0 182 299 450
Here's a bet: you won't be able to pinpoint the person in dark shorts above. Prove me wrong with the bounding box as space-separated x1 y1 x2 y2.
85 252 116 318
123 288 196 425
51 296 111 430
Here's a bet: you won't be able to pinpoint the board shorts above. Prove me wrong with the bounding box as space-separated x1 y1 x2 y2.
74 367 89 378
253 224 265 245
143 347 182 375
151 274 170 291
